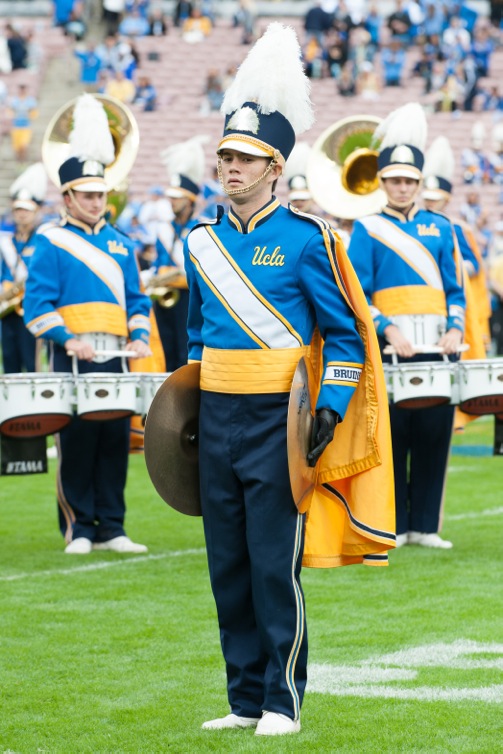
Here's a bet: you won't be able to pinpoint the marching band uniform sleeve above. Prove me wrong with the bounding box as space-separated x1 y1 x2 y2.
297 229 365 419
183 237 204 362
439 223 466 333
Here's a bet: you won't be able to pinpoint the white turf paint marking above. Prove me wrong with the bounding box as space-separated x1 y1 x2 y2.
445 506 503 522
0 548 206 582
308 640 503 704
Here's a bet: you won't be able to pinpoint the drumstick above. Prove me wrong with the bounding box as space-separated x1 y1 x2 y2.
383 344 470 355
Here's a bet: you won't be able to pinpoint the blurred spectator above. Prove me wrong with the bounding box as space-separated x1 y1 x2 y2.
411 45 436 94
364 2 382 56
442 16 471 63
173 1 193 28
303 36 325 78
381 39 406 86
433 67 465 112
488 123 503 185
105 68 136 102
349 26 372 70
95 34 121 72
418 2 445 42
332 0 355 37
5 23 28 69
133 74 157 111
103 0 126 36
387 0 412 46
182 8 212 44
74 41 102 87
355 60 381 100
462 123 492 184
64 2 87 40
148 7 169 36
337 61 356 96
221 63 237 91
234 0 257 45
470 23 494 77
200 68 224 113
7 84 38 162
324 28 348 78
304 1 332 44
117 39 139 78
460 189 488 227
479 83 503 112
0 33 11 73
201 166 229 218
119 8 150 37
25 29 43 72
53 0 76 27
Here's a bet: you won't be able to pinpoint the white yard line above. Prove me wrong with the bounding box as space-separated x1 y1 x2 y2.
445 506 503 522
0 548 206 582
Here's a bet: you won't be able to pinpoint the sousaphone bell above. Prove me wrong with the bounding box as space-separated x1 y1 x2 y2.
306 115 386 220
41 94 140 220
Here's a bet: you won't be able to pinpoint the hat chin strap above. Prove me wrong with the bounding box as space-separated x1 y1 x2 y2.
217 156 279 196
67 189 106 225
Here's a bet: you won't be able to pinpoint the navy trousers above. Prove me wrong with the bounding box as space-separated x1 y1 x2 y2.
154 290 189 371
199 391 307 721
390 402 455 535
1 312 37 373
53 347 129 543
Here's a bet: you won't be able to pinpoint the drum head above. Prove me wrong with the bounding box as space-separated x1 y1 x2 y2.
287 356 317 513
144 364 201 516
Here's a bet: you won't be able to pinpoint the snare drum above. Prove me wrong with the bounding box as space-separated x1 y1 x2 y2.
75 373 141 421
386 361 455 409
457 358 503 415
0 373 74 438
139 373 171 417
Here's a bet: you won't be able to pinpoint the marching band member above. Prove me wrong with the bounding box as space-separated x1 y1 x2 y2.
0 163 47 373
183 23 394 735
23 94 151 555
348 103 466 549
422 135 491 351
283 141 315 213
150 136 208 371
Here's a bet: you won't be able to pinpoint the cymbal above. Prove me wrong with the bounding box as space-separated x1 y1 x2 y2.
144 363 202 516
287 356 316 513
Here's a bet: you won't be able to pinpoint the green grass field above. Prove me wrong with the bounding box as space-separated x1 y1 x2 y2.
0 418 501 753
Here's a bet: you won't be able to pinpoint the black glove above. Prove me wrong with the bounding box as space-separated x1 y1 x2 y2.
307 408 339 468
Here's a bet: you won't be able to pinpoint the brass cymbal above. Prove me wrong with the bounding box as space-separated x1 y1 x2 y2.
144 363 201 516
287 356 317 513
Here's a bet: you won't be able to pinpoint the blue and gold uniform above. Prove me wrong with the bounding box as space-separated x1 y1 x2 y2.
349 205 466 537
23 215 151 544
0 231 39 372
185 199 365 722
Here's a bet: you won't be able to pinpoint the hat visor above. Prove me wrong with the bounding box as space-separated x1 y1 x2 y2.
12 200 39 211
61 177 108 193
217 137 273 159
422 188 450 201
379 166 422 181
289 190 312 202
165 187 197 201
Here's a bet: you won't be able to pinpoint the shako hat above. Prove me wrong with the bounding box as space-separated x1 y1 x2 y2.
10 162 47 211
218 23 314 165
422 136 455 200
160 136 209 201
284 142 312 201
58 94 115 193
375 102 427 181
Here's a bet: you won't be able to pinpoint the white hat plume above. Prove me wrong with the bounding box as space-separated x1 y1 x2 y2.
160 135 210 184
373 102 428 152
68 94 115 165
10 162 48 202
221 23 314 135
284 142 311 182
423 136 455 182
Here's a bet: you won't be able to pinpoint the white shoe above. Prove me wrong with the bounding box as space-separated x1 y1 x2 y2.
395 533 408 548
202 713 260 730
46 445 58 459
255 712 301 736
407 531 453 549
92 536 148 553
65 537 92 554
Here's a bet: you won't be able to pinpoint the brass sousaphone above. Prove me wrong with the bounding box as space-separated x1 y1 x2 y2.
306 115 386 220
41 94 140 220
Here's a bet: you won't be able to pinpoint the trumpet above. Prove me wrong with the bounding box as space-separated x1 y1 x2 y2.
145 268 186 309
0 281 24 319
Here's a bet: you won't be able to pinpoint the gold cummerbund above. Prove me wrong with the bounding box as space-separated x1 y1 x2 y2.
372 286 447 317
201 346 309 394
